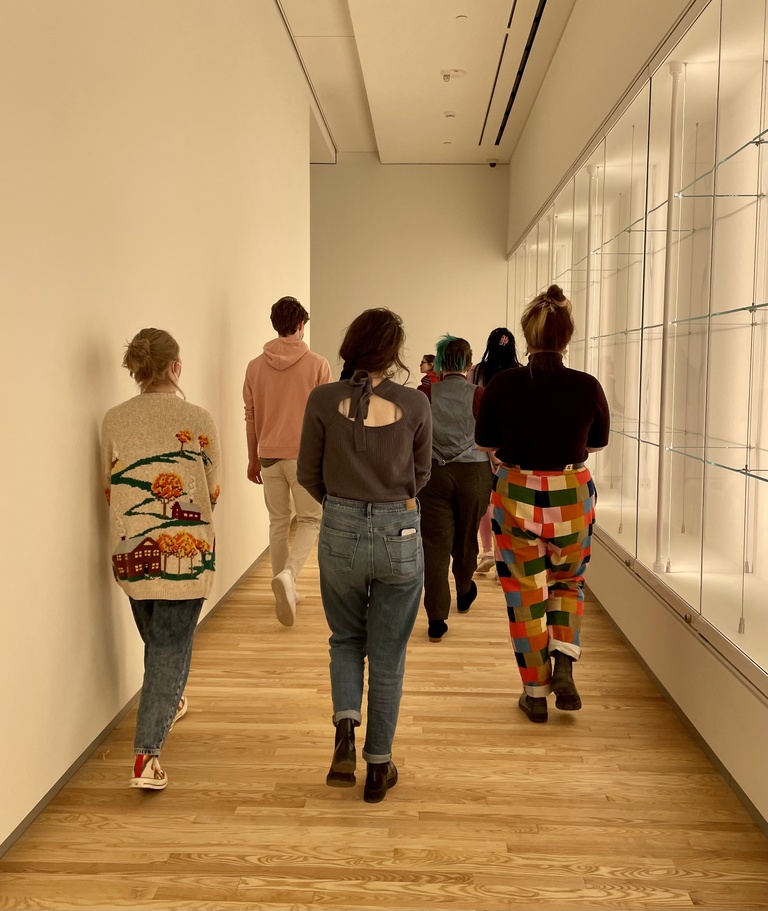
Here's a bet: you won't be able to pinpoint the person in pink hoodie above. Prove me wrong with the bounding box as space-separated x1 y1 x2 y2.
243 296 332 626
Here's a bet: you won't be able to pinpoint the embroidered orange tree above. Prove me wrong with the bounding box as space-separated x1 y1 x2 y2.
211 485 220 505
195 538 210 569
156 533 174 572
198 435 209 449
151 472 184 516
176 429 193 451
172 531 199 574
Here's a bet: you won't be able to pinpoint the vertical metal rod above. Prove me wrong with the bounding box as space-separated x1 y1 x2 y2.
654 61 684 573
584 165 597 372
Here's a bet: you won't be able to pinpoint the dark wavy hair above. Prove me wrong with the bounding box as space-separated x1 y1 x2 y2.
339 308 409 381
271 296 309 336
473 327 521 387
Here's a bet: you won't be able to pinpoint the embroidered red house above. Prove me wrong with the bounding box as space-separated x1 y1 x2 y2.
171 500 201 521
112 535 161 579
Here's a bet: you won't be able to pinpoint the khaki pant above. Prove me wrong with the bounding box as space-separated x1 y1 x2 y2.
262 459 322 579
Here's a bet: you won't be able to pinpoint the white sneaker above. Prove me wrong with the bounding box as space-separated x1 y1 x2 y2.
169 694 187 732
476 551 496 574
272 569 296 626
131 755 168 790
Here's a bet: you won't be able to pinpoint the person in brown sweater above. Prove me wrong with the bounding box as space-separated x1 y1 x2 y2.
298 308 432 803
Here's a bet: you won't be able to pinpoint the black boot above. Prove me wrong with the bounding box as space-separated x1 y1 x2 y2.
326 718 357 787
363 761 398 803
518 693 548 723
456 580 477 613
551 652 582 710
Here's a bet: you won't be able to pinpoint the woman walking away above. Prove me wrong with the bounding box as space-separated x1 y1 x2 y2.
101 328 221 789
469 328 522 574
418 335 492 642
475 287 609 723
298 309 432 803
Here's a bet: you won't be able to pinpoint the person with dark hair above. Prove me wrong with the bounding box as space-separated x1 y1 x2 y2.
418 335 492 641
243 296 332 626
417 353 440 394
298 308 432 803
469 328 522 574
101 328 221 790
475 286 610 724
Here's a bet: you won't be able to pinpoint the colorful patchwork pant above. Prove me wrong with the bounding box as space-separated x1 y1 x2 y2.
492 464 596 697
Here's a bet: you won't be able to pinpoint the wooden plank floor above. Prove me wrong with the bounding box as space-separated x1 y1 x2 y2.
2 545 767 910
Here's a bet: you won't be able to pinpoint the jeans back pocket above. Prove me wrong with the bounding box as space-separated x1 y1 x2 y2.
319 526 360 573
383 533 422 577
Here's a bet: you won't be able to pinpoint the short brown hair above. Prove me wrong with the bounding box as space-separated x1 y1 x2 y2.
521 285 574 354
434 335 472 373
271 296 309 336
339 308 408 379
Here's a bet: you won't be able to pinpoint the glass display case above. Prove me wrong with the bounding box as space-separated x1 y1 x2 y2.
506 0 768 676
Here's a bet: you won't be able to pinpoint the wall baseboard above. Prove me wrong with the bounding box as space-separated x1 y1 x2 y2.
0 548 268 860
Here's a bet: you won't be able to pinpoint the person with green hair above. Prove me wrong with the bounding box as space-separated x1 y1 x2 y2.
418 335 493 642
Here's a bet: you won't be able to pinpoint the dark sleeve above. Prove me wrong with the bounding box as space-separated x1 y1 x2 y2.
474 374 502 448
417 375 432 400
297 390 327 503
472 385 484 420
587 379 611 449
411 396 433 494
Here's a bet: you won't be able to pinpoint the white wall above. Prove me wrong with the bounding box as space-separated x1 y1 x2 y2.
0 0 313 846
506 0 695 251
311 153 510 379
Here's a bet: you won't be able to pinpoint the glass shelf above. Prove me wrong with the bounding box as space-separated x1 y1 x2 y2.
675 128 768 196
670 301 768 326
666 446 768 483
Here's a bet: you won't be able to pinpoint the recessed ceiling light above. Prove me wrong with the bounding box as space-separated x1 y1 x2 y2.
455 15 468 21
444 111 457 118
444 141 452 145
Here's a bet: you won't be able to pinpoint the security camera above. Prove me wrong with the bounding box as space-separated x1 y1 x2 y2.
487 159 499 168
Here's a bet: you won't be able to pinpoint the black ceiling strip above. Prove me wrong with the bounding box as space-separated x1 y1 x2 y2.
494 0 548 146
479 32 509 146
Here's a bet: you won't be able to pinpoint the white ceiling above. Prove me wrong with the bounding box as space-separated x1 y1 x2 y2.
278 0 576 165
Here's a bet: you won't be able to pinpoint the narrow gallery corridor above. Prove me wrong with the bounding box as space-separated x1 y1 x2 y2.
1 545 766 910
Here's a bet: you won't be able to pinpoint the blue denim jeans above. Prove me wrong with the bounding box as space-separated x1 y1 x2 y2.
129 598 203 755
319 496 424 763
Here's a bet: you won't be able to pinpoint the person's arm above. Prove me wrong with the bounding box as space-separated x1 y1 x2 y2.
242 369 262 485
474 375 501 451
203 414 222 509
297 391 327 503
412 399 433 493
100 416 114 505
586 380 611 453
318 358 333 386
417 375 432 401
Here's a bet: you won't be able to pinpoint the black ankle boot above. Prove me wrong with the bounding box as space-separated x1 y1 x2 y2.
363 761 398 803
326 718 357 787
456 580 477 613
518 693 548 723
551 652 582 710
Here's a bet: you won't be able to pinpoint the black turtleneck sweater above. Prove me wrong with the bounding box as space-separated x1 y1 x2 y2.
475 361 610 469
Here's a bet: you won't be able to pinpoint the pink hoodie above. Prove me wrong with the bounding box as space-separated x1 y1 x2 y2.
243 337 332 459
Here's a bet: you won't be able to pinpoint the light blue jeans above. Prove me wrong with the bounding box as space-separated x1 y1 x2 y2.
319 496 424 763
129 598 203 755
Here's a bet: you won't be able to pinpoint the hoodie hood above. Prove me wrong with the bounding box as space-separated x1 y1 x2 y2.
262 337 310 371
